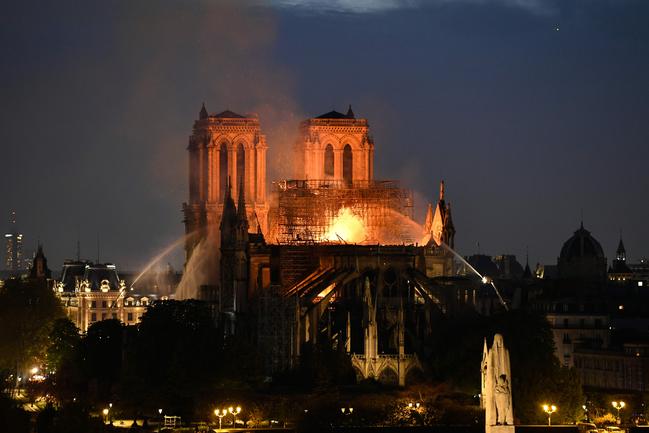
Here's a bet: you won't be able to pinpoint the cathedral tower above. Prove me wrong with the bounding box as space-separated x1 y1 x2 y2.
183 104 268 262
294 106 374 184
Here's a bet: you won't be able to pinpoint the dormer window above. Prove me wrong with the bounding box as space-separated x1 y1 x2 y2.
100 279 110 292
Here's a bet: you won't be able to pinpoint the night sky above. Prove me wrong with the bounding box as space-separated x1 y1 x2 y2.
1 0 648 272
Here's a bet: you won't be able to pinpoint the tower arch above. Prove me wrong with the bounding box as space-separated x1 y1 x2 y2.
324 144 334 177
343 144 353 185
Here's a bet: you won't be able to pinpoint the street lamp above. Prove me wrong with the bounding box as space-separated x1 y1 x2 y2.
612 401 626 424
341 407 354 415
214 408 227 431
542 404 557 426
102 408 109 424
408 402 421 410
228 406 241 428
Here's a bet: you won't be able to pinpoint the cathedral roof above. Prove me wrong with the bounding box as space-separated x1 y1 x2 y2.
316 110 353 119
211 110 245 119
559 223 605 262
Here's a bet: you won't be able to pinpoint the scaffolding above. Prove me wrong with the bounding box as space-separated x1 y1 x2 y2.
268 179 415 245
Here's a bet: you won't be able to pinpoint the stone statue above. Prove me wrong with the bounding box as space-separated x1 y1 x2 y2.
481 334 514 428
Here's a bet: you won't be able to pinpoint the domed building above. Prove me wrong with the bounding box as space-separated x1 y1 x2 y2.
557 223 607 280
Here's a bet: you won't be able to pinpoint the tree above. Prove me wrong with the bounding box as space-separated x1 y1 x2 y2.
426 309 584 424
120 300 223 418
46 318 81 372
47 319 84 403
0 278 63 380
84 319 124 402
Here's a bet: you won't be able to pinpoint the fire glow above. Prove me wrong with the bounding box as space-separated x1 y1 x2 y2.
325 207 367 244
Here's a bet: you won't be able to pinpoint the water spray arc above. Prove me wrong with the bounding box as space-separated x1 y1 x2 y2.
439 242 509 311
109 231 197 309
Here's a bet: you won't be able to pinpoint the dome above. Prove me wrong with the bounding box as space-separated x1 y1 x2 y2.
557 223 607 280
559 223 605 262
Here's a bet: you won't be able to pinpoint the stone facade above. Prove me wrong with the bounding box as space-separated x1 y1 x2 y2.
54 261 153 332
293 108 374 184
183 106 268 264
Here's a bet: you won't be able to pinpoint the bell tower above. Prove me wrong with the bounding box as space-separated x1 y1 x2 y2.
294 106 374 184
183 104 268 263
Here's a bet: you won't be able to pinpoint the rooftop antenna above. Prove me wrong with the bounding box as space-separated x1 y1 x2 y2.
96 233 100 264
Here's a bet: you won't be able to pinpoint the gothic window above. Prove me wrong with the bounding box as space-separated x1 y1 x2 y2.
324 144 334 177
237 143 245 193
219 143 228 198
343 144 353 185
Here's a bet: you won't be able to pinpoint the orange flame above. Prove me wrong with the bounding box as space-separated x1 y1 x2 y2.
325 207 367 244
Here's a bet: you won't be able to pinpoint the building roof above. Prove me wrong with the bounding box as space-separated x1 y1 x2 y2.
559 223 605 262
59 260 121 291
211 110 245 119
316 110 352 119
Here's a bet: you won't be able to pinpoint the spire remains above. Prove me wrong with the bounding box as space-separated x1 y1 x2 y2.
346 104 355 118
439 180 445 201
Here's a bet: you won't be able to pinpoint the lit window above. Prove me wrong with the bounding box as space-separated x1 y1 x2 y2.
618 305 624 310
638 281 644 287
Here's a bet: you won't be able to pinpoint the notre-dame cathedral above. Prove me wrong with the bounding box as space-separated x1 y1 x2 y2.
182 104 465 385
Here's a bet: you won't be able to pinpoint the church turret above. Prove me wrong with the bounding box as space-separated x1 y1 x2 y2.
443 202 455 248
29 243 51 280
199 102 208 120
427 180 455 248
220 177 238 247
346 104 355 118
237 178 249 230
609 236 632 280
220 176 251 330
616 238 626 262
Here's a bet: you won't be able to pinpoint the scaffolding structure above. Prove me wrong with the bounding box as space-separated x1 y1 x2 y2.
268 179 415 245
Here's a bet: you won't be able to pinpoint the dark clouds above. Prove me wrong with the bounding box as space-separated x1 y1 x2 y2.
1 0 648 271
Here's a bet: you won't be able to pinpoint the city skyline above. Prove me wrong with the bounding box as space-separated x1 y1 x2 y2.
1 0 648 270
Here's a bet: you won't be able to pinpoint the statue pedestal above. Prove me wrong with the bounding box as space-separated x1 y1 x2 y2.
487 425 516 433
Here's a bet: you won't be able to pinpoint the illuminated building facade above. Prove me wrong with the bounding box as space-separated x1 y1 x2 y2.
183 105 268 264
4 211 24 273
293 106 373 183
186 105 461 385
54 260 152 332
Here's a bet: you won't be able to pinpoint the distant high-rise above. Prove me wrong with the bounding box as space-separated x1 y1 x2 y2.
4 211 24 272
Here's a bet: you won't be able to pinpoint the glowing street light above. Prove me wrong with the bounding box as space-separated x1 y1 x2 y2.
408 402 421 410
214 408 227 431
228 406 241 427
542 404 557 426
612 401 625 424
341 407 354 415
102 408 109 424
